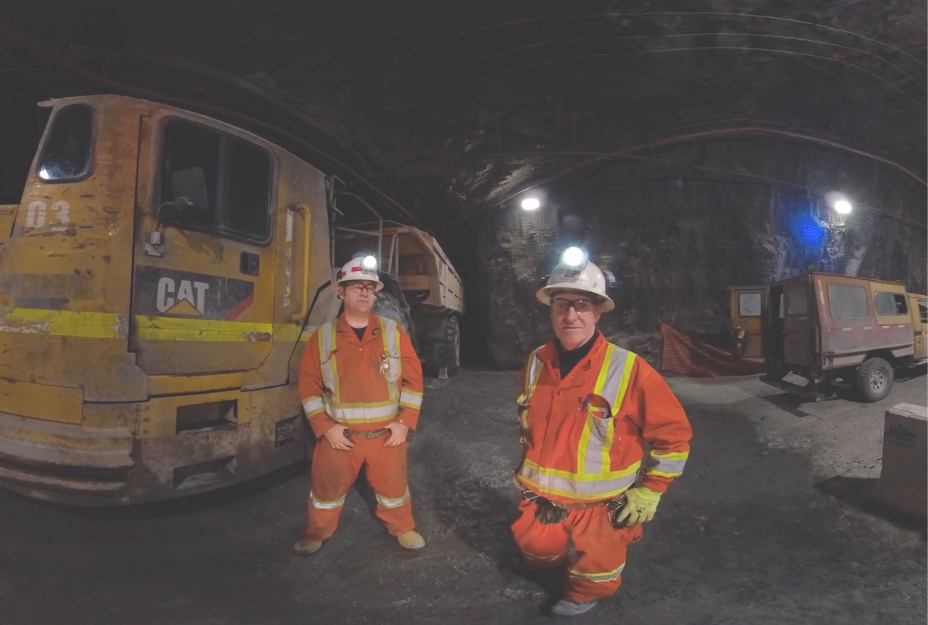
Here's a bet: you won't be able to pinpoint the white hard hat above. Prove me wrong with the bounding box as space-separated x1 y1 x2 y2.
337 255 384 291
536 248 615 312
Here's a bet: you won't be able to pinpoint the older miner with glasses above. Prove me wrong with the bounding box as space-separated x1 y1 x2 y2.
508 248 692 617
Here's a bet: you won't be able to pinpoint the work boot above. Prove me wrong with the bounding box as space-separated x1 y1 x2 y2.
396 530 425 550
550 599 599 616
292 537 324 556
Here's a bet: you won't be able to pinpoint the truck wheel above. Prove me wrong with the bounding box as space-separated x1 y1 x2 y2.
374 290 413 339
439 314 461 376
855 357 894 402
417 313 460 377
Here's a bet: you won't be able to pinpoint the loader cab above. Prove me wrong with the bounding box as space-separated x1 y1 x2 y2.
0 95 336 505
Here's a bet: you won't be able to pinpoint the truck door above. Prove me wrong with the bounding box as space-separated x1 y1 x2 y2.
131 110 277 377
783 279 814 366
912 297 927 361
730 287 765 358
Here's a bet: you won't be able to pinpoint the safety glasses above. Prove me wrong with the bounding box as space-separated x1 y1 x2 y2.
551 297 596 314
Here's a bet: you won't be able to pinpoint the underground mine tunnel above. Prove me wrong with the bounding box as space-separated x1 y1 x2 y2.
0 1 926 623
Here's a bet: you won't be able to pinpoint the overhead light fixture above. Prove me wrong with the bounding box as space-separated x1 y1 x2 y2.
521 197 540 211
362 255 378 269
825 191 853 215
562 247 586 267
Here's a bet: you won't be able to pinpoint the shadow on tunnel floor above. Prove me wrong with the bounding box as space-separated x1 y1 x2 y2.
816 476 927 539
26 460 310 522
895 364 928 382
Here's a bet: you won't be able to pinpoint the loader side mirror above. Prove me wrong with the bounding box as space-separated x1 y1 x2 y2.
170 167 210 214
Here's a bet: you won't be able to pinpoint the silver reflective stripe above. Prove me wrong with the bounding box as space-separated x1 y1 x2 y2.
380 316 402 400
597 346 635 415
311 491 347 510
302 396 325 415
327 403 399 422
399 389 423 409
518 461 639 501
568 561 626 583
518 348 543 407
582 416 614 474
646 452 688 477
375 487 410 509
579 344 633 475
523 552 561 562
318 321 339 403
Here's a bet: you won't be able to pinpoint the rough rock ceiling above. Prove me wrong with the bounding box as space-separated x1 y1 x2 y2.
1 0 925 229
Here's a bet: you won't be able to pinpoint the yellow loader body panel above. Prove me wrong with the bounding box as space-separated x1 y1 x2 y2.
0 95 337 505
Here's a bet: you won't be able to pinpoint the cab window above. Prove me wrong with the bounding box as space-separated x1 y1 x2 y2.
827 284 870 319
786 286 808 315
160 120 272 243
738 293 762 317
37 105 94 182
919 300 927 324
873 292 908 316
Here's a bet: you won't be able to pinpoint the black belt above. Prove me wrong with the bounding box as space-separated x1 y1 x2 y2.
521 490 608 510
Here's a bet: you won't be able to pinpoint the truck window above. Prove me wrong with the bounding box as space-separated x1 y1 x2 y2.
37 105 93 182
827 284 870 319
919 300 927 324
873 292 908 316
739 293 762 317
161 120 271 243
786 286 808 315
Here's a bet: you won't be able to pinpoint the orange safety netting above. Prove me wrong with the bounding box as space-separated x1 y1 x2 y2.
660 324 765 378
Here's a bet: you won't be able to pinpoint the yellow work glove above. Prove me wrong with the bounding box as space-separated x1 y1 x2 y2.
615 486 663 526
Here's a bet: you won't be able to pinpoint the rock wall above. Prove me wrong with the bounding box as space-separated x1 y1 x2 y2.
456 139 927 369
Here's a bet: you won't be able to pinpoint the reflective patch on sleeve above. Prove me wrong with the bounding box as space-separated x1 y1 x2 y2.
399 389 423 409
302 396 326 416
646 450 689 477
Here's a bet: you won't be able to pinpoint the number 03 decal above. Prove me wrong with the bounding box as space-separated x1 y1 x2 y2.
25 200 70 230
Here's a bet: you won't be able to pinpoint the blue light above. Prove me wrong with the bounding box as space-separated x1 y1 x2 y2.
783 202 827 251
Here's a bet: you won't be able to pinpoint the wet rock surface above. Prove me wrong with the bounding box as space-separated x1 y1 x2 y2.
460 140 928 368
0 1 925 372
1 370 924 624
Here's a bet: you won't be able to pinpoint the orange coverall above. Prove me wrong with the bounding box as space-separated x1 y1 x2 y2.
512 333 692 602
299 313 424 541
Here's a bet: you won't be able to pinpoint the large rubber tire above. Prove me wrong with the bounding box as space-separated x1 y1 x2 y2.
439 314 461 376
418 313 461 377
373 290 413 339
855 357 894 402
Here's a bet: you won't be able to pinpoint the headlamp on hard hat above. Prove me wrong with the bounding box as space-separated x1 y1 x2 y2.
561 247 587 269
361 255 378 270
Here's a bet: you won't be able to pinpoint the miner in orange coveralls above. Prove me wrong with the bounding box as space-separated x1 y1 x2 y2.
511 247 692 617
293 255 425 555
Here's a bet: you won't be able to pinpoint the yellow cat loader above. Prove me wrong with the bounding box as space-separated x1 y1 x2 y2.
0 94 443 505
